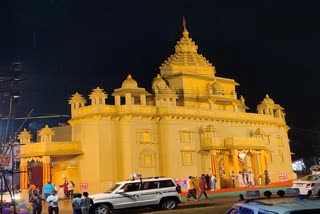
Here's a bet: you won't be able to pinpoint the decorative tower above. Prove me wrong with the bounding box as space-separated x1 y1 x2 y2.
38 125 55 143
89 87 108 105
68 92 86 117
257 94 285 119
151 74 177 106
18 128 32 145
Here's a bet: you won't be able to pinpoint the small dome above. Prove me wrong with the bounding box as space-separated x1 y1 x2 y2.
121 74 138 89
261 94 274 105
152 74 167 89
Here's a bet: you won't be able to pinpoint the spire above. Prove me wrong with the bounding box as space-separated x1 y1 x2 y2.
182 16 189 38
160 19 216 78
182 16 186 30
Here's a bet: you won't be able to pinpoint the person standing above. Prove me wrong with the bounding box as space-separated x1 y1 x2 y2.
248 171 255 186
72 193 82 214
186 176 197 201
197 174 209 201
237 171 245 187
68 181 75 198
30 190 44 214
210 174 217 191
43 181 54 200
81 192 93 214
205 174 210 189
264 170 270 186
47 190 59 214
258 175 262 186
27 184 33 200
63 180 69 198
230 171 236 188
243 170 248 187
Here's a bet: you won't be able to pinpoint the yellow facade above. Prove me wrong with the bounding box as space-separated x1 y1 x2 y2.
19 24 296 194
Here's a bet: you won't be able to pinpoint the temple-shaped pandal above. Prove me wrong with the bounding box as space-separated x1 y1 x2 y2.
18 20 295 194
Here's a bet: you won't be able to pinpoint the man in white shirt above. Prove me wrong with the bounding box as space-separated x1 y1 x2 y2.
46 190 59 214
248 171 255 186
237 171 245 187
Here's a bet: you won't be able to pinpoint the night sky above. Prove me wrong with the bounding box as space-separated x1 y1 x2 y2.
1 1 320 159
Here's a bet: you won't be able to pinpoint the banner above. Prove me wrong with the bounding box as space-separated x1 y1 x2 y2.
79 183 89 191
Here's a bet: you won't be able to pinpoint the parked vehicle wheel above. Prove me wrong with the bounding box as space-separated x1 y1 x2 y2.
94 205 111 214
160 198 177 210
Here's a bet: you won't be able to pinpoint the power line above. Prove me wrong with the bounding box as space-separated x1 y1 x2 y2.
0 115 70 120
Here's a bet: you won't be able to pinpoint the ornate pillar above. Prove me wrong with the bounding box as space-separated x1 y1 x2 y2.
250 151 257 175
231 149 240 174
210 150 220 189
140 95 146 105
223 151 231 188
223 152 230 179
210 151 220 176
125 93 131 105
20 158 28 189
115 95 121 106
42 156 51 184
259 151 267 176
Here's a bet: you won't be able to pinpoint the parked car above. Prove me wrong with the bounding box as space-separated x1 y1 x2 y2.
291 174 320 196
90 176 182 214
226 188 320 214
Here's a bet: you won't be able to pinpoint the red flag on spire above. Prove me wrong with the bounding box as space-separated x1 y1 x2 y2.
182 16 186 29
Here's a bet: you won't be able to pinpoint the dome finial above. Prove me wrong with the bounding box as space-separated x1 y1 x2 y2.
182 16 189 37
182 16 186 30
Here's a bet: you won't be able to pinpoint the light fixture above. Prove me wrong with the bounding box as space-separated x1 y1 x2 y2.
238 153 246 160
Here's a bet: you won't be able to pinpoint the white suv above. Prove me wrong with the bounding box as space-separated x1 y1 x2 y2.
90 176 182 214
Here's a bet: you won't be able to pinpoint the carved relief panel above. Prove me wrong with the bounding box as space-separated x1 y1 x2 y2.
136 129 157 144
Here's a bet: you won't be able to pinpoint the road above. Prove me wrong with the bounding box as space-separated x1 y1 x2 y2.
41 196 236 214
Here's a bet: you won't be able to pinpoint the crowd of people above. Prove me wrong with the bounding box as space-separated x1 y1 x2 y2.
184 170 271 201
29 179 76 200
235 170 270 187
185 174 217 201
27 180 93 214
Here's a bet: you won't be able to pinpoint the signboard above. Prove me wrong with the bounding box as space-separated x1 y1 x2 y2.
0 154 10 167
278 174 288 182
79 183 89 191
14 145 20 159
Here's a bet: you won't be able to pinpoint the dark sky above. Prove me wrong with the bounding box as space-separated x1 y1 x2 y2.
1 1 320 159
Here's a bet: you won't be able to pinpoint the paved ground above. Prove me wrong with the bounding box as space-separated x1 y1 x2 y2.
41 181 293 214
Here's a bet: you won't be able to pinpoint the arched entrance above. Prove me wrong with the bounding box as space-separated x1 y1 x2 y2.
28 161 43 190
